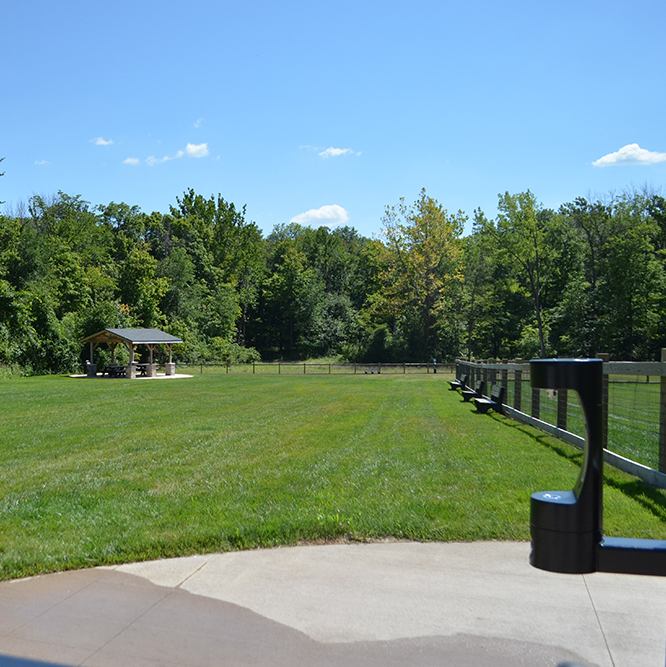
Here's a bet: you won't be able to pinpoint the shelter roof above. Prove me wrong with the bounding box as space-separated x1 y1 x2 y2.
80 328 183 346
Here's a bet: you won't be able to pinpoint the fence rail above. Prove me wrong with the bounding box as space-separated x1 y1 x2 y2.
455 356 666 489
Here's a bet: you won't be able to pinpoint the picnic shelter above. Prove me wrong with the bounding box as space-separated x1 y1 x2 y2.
80 328 183 378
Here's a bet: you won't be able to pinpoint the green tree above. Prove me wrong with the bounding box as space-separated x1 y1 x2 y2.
552 197 612 355
460 212 502 359
259 243 325 358
28 193 113 268
379 189 465 360
118 246 168 327
482 191 555 358
169 189 264 344
596 194 665 359
197 281 241 341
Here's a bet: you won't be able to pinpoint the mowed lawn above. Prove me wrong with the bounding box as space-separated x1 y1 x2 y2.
1 372 666 580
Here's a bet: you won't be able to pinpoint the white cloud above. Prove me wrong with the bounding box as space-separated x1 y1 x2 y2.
146 155 173 166
592 143 666 167
35 160 49 165
91 137 113 146
138 143 211 166
194 118 205 128
186 142 209 158
123 157 140 165
318 147 355 158
290 204 349 227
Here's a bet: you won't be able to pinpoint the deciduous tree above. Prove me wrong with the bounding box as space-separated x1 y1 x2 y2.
379 189 465 360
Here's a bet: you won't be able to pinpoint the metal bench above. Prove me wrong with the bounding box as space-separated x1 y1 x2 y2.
462 379 486 402
449 373 469 391
474 384 505 414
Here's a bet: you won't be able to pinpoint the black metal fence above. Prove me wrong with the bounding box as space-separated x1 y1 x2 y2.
182 362 456 375
455 357 666 488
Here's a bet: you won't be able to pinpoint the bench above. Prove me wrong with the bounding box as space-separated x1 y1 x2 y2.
461 379 486 402
102 364 126 378
449 373 469 391
100 364 115 377
474 384 505 414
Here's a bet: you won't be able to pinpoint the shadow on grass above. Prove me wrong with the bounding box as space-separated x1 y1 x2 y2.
486 413 666 522
491 414 582 463
604 476 666 523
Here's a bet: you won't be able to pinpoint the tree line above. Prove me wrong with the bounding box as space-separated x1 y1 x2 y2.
1 185 665 375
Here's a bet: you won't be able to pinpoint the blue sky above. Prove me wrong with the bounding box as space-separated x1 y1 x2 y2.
2 0 665 237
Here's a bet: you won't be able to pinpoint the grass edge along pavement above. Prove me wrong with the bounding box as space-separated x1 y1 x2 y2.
0 373 665 580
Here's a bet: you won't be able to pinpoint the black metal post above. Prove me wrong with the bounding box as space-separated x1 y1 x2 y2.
530 358 666 576
530 358 604 573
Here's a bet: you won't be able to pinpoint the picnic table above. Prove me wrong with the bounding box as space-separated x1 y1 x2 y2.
101 364 126 378
100 363 150 378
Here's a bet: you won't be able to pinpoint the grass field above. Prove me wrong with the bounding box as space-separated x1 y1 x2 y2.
1 372 666 581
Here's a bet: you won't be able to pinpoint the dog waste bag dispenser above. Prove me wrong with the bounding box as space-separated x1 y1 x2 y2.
529 358 666 576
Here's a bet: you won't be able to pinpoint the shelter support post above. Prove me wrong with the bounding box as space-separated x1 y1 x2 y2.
127 344 137 379
146 344 157 377
165 344 175 375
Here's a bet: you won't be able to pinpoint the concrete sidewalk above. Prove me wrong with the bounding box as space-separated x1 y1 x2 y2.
0 541 664 666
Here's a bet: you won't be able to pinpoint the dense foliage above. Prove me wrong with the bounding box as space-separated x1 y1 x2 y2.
463 189 666 361
1 185 666 374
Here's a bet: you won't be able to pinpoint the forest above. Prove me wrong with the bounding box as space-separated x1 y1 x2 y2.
1 182 666 375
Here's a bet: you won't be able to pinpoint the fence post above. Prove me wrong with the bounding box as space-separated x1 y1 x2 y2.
501 359 508 394
304 362 306 375
489 359 497 387
531 360 540 420
514 359 522 411
557 356 567 431
596 353 609 449
660 349 666 473
557 388 568 431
